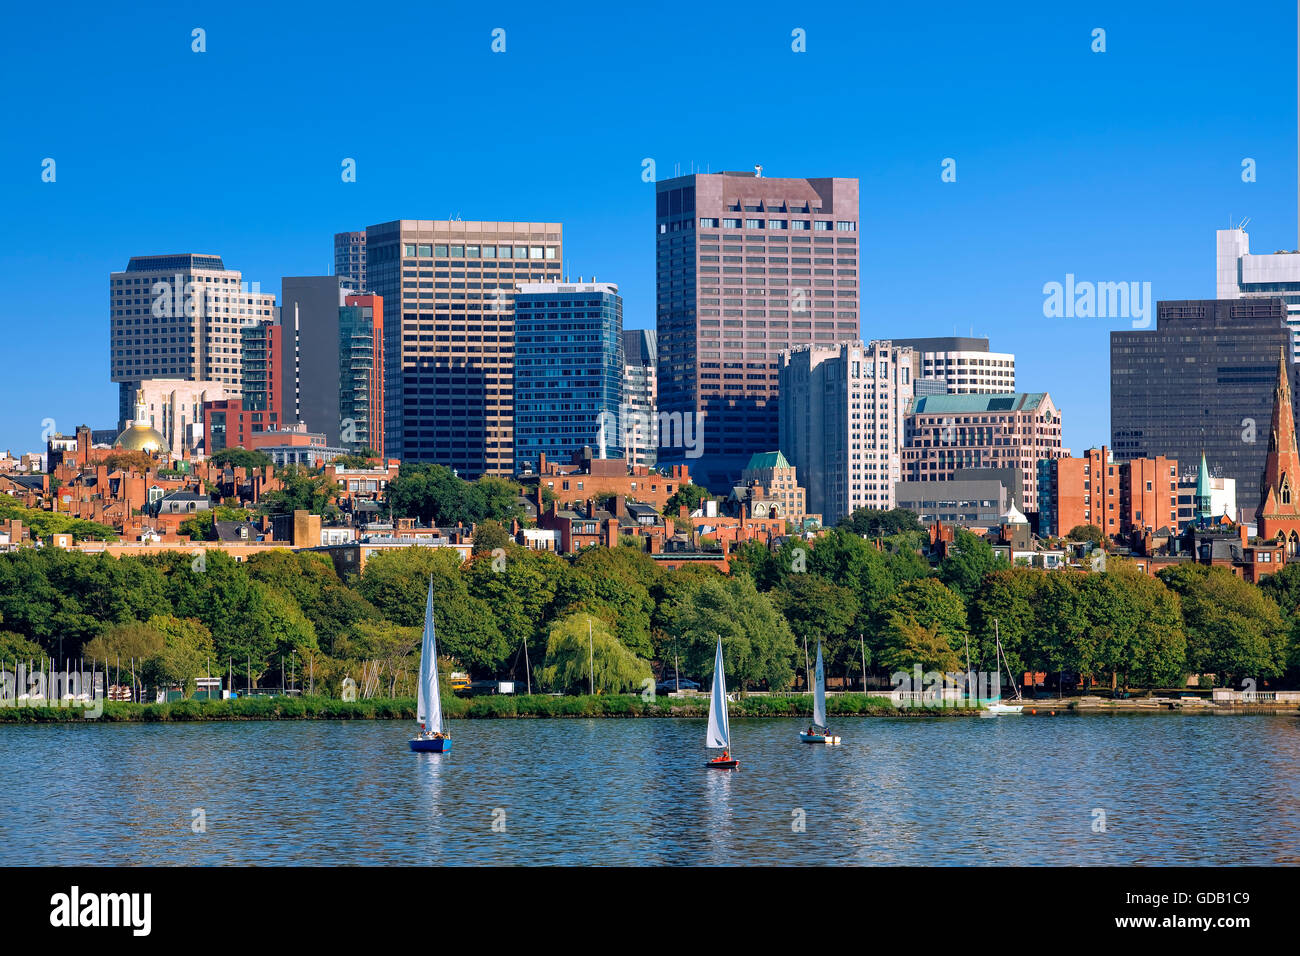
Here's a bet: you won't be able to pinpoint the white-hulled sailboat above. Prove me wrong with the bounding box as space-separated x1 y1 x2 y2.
981 619 1024 717
704 638 738 769
410 577 452 752
799 640 841 744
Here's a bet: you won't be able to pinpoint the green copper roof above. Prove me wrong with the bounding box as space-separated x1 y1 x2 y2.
1195 451 1213 499
745 450 791 470
911 393 1048 414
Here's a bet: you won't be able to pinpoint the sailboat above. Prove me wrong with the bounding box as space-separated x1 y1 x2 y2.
410 577 452 752
704 638 738 769
981 619 1024 717
799 640 841 744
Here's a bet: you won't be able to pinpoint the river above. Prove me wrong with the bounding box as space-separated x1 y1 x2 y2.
3 714 1297 865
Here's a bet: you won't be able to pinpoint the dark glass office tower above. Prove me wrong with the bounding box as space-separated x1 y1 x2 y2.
1111 297 1297 513
655 172 859 491
513 282 624 474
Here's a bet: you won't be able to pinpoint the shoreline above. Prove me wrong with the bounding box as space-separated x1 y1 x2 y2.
0 692 1295 723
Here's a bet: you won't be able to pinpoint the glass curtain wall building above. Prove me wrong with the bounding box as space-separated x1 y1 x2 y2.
513 281 624 474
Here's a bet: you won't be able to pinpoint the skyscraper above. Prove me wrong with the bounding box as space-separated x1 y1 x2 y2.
339 294 384 458
364 220 563 473
622 328 657 469
109 254 275 428
656 172 860 490
513 281 624 474
1111 297 1295 515
335 231 367 291
281 276 350 447
779 340 913 522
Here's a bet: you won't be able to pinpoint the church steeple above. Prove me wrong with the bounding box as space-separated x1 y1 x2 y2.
1194 450 1213 524
1256 347 1300 550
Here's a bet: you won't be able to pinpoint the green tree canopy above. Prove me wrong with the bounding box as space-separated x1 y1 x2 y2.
538 613 652 695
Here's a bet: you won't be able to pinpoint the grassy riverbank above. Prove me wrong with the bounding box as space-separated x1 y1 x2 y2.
0 692 973 723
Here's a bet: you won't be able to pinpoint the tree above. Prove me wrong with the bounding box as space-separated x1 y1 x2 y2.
141 614 215 697
103 450 155 473
1160 565 1287 686
471 520 513 556
658 572 797 691
210 448 273 470
82 621 165 669
387 463 523 527
538 614 652 695
838 507 924 538
1066 524 1106 547
874 577 968 674
772 573 859 684
938 528 1005 600
358 547 507 674
663 483 709 516
260 465 334 516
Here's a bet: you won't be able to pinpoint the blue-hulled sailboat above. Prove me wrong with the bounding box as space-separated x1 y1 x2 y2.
410 577 451 752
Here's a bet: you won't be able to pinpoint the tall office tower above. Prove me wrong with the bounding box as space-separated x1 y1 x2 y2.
1111 297 1296 516
110 254 276 428
890 336 1016 394
239 320 283 431
281 276 350 446
1216 228 1300 360
339 293 385 457
622 328 658 468
779 341 913 523
513 282 624 474
902 393 1066 515
656 172 860 490
364 220 563 473
335 231 367 291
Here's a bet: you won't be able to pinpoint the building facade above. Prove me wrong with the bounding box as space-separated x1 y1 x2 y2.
903 392 1066 515
779 341 914 522
1036 446 1178 538
1216 228 1300 361
1256 348 1300 551
339 294 385 457
280 276 352 447
622 328 658 469
736 450 810 524
513 282 624 475
364 220 563 474
891 336 1016 394
129 379 229 458
334 230 367 291
656 172 860 490
1111 297 1295 514
110 254 275 428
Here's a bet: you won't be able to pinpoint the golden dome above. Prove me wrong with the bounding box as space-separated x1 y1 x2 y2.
113 423 168 454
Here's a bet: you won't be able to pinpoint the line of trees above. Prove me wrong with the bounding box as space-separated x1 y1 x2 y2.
1 513 1298 698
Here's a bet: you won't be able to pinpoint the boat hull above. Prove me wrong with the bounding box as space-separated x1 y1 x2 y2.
409 736 452 752
799 733 841 745
980 704 1024 717
705 758 739 769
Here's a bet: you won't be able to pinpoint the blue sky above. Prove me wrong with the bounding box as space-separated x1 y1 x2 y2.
0 0 1295 457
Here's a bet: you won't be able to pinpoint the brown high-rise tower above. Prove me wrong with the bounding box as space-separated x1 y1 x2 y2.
1256 347 1300 551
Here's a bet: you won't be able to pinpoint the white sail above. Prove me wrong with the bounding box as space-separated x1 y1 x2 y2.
416 577 443 735
705 638 730 749
813 640 827 729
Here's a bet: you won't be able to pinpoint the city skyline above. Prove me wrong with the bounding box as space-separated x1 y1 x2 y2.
2 2 1297 459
